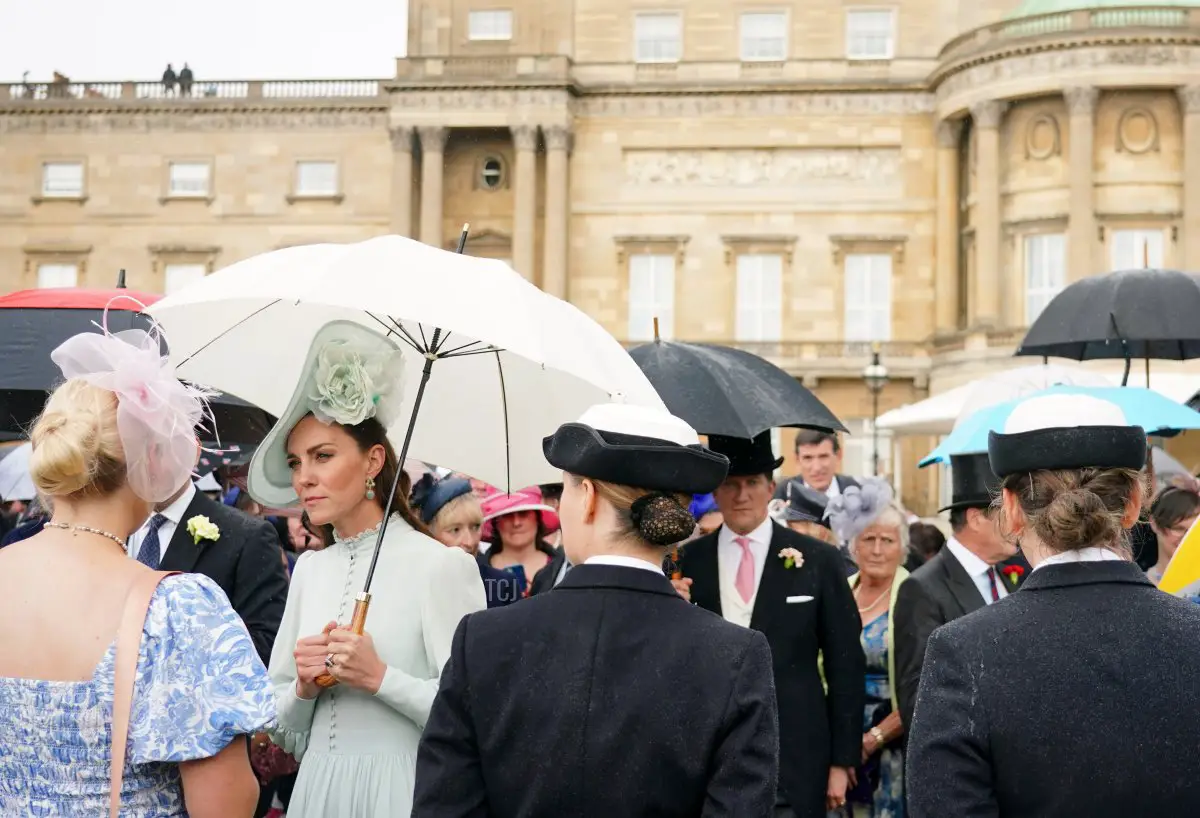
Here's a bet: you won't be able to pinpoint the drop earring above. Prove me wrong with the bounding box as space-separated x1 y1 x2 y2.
365 476 376 500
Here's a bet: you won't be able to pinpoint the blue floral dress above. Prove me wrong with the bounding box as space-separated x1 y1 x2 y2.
0 574 276 816
846 612 905 818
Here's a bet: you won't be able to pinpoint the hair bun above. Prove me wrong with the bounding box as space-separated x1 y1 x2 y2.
1040 486 1120 550
630 492 696 546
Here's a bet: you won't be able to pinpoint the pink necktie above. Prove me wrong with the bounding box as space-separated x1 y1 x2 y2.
735 536 756 603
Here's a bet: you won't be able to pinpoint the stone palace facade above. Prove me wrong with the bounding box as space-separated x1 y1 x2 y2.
4 0 1200 510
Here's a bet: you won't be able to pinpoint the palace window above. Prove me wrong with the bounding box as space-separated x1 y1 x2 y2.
1024 233 1066 325
167 162 210 198
294 161 339 197
628 254 675 340
468 10 513 40
37 263 78 288
740 12 788 62
163 263 207 295
845 9 895 60
1110 228 1164 270
736 254 783 342
635 12 682 63
842 418 894 478
41 162 84 198
843 253 893 341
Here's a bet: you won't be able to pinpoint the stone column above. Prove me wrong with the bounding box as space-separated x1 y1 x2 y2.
511 125 539 280
1065 86 1099 282
389 126 414 237
935 119 962 334
418 126 447 248
1179 86 1200 270
970 100 1006 329
541 125 572 299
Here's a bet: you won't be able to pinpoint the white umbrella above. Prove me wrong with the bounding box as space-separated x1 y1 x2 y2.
0 443 35 502
146 233 665 492
955 364 1113 426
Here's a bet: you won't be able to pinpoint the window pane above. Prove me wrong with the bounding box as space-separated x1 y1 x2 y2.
1025 233 1065 324
468 10 513 40
628 254 675 340
37 263 78 288
741 12 787 61
168 162 210 196
736 254 783 341
844 253 892 341
1111 229 1164 270
42 162 83 197
164 263 207 295
295 161 339 196
846 9 895 59
635 13 681 62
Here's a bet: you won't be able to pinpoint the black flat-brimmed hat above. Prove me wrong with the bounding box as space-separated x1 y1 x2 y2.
543 404 729 495
940 453 1001 512
705 431 784 477
988 394 1148 478
785 483 831 528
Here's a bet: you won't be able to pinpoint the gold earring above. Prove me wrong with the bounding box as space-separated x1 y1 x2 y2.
365 476 376 500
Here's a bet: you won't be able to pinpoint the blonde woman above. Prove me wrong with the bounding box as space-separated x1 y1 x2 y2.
415 404 779 816
0 327 273 816
826 478 909 818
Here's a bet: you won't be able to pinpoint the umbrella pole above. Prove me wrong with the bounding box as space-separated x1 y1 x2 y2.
1146 357 1150 388
315 224 471 689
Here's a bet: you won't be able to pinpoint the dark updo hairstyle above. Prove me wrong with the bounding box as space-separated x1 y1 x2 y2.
996 467 1147 556
1149 485 1200 534
301 415 430 546
568 474 696 548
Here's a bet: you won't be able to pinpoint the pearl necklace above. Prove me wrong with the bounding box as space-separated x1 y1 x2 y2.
855 581 893 614
44 521 127 552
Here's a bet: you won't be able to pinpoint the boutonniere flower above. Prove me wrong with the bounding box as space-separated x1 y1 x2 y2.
186 515 220 545
1002 564 1025 586
779 547 805 570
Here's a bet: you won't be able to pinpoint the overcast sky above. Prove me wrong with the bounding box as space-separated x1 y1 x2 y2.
0 0 409 81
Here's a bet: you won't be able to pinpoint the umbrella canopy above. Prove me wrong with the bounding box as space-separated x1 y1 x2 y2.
955 364 1113 425
0 442 35 502
627 339 845 438
0 286 274 443
1016 268 1200 365
920 385 1200 466
146 234 665 491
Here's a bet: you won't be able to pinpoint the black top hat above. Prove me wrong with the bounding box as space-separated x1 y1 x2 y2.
542 404 730 495
939 453 1000 513
785 483 831 528
705 431 784 477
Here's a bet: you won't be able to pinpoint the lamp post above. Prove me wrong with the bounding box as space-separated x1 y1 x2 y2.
863 343 890 477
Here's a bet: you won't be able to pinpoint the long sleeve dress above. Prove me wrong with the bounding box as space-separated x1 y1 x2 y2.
267 514 486 817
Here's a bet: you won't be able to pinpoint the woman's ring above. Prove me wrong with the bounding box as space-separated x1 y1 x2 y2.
324 654 335 669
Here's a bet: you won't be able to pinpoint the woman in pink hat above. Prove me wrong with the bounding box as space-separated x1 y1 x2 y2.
480 488 559 595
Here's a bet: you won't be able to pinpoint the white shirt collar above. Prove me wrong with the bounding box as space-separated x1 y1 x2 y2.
584 555 663 575
156 482 197 526
717 515 775 549
824 478 841 500
945 536 992 578
1034 546 1126 572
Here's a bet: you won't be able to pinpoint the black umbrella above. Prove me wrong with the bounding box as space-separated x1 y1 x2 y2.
1015 268 1200 384
627 338 846 438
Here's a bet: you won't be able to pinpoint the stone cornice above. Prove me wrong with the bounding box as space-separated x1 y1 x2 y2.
0 108 388 133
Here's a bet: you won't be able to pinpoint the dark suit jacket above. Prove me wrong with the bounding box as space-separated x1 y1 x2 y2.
894 546 1030 732
772 474 860 502
528 545 567 596
159 490 288 667
907 561 1200 817
679 523 864 817
413 564 779 818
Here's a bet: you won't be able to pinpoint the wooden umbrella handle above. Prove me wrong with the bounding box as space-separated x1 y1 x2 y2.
671 545 682 580
314 593 372 689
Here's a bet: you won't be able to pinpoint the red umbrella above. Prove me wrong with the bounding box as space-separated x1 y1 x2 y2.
0 287 161 311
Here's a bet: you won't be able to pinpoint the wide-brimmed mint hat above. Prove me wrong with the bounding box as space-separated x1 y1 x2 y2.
247 320 406 507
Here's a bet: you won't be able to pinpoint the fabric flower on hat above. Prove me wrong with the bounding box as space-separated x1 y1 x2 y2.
825 478 894 544
308 339 404 428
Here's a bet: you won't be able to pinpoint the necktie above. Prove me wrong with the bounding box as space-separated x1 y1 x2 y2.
986 566 1000 603
136 514 168 570
734 536 756 603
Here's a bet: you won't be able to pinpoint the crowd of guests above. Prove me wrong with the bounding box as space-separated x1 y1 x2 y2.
5 320 1200 818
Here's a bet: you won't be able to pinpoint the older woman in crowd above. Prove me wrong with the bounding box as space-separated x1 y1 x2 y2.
826 478 909 818
413 475 522 608
1146 483 1200 585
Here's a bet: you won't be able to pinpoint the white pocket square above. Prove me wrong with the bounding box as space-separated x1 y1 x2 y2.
786 595 814 604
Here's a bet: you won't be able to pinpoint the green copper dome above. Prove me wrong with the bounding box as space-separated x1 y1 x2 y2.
1010 0 1200 15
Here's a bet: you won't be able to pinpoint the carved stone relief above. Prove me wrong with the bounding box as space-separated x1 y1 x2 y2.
580 92 934 118
1026 114 1061 160
623 148 902 188
1116 107 1159 154
0 108 388 133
